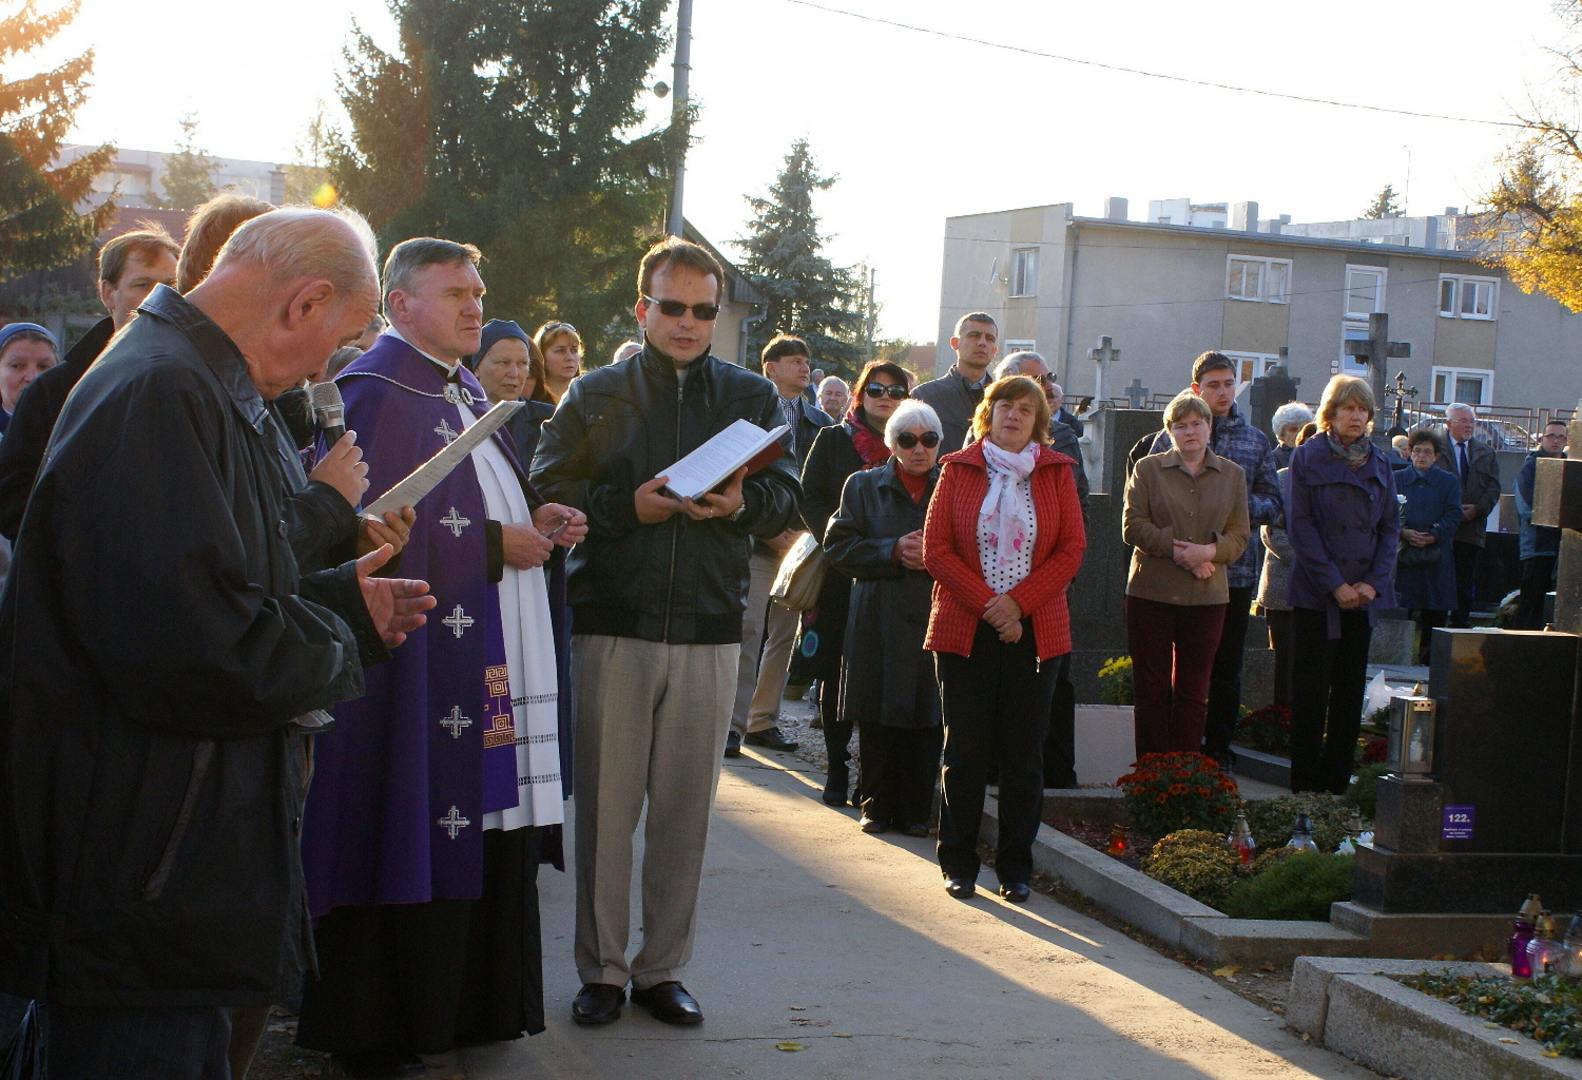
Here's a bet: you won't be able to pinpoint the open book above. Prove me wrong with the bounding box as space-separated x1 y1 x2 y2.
660 419 789 502
360 400 522 520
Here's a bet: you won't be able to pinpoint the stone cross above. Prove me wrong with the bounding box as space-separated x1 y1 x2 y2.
434 418 460 444
1123 378 1150 409
1089 335 1121 406
442 604 474 639
440 705 472 738
1343 312 1411 434
1382 371 1419 438
437 805 471 840
440 507 471 538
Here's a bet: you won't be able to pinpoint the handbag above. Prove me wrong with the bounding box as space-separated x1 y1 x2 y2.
770 532 829 611
1396 539 1441 568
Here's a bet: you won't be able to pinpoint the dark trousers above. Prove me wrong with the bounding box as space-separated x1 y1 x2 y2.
1290 607 1373 794
820 670 854 782
1517 556 1557 630
1265 608 1295 708
1451 541 1481 626
1412 609 1447 665
1125 596 1227 759
858 721 942 827
0 993 231 1080
1203 585 1253 754
1042 653 1077 789
936 621 1059 886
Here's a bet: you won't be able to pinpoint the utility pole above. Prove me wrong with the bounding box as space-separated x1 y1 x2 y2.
665 0 693 237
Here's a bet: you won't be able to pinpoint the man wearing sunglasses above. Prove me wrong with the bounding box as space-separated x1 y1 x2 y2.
532 237 801 1030
913 311 1000 454
724 334 835 758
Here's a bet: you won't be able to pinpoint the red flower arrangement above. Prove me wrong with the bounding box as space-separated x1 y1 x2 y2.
1117 751 1242 838
1237 704 1293 756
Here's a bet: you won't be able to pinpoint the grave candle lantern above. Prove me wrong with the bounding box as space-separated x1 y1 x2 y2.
1385 694 1436 776
1107 825 1128 856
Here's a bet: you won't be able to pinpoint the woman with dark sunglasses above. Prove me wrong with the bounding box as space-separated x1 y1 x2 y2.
798 359 912 806
923 376 1086 902
824 400 945 835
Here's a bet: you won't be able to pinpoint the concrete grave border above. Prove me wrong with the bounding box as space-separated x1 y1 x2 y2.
1288 956 1582 1079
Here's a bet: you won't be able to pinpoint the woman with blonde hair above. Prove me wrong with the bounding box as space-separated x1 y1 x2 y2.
924 375 1085 902
1122 390 1249 757
1286 375 1399 793
534 320 582 403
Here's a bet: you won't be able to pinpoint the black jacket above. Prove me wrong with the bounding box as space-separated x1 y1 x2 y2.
0 316 115 540
531 343 800 644
0 287 386 1008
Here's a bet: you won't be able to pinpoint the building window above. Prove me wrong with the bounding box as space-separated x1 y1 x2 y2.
1344 265 1386 319
1438 274 1497 320
1227 255 1291 304
1009 248 1037 297
1431 366 1493 406
1003 339 1036 358
1223 351 1280 390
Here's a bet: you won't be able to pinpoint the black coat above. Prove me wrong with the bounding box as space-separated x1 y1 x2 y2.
795 420 874 678
826 464 940 729
0 316 114 540
0 287 387 1008
531 343 800 644
510 398 556 475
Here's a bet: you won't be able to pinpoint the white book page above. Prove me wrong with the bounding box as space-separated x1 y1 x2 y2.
659 419 788 501
360 400 523 519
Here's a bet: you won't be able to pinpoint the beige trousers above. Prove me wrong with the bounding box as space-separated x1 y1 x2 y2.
572 634 738 989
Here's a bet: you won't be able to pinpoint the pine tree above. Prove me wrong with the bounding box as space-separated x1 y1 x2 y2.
1363 184 1402 220
0 0 114 281
159 114 219 210
327 0 673 362
737 139 862 373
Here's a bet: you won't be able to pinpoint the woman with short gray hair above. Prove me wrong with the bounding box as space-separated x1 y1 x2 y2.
823 399 943 835
1271 401 1314 469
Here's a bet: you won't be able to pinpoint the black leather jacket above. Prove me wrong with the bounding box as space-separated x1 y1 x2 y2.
531 343 801 644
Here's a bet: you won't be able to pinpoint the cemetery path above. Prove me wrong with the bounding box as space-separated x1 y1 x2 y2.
461 749 1376 1080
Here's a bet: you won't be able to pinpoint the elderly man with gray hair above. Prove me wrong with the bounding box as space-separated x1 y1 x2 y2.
0 207 436 1077
1434 402 1501 626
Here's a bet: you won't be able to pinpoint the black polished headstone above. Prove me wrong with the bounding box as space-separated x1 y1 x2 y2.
1246 366 1300 441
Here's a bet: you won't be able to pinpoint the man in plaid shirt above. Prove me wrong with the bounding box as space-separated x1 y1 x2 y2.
1145 351 1281 764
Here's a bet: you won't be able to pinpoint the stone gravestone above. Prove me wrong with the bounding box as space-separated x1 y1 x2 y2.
1246 364 1301 441
1352 419 1582 914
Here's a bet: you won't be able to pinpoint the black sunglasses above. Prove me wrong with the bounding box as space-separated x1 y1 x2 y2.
895 431 940 450
643 295 720 321
863 383 909 400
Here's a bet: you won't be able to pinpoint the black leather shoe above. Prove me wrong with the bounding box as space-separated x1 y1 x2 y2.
572 982 626 1025
722 730 742 759
944 877 976 899
900 822 931 838
630 981 704 1025
822 766 849 807
858 813 888 834
744 723 799 751
331 1051 424 1078
999 882 1031 903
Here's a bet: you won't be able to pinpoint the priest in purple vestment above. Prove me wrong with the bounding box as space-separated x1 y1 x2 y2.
297 238 587 1076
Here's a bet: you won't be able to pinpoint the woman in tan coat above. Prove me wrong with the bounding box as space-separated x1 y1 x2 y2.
1122 390 1250 758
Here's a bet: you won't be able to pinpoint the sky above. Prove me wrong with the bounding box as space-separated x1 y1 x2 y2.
44 0 1581 341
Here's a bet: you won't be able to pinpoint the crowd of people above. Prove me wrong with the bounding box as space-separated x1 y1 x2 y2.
0 199 1566 1079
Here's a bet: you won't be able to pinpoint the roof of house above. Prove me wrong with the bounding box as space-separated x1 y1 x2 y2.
682 219 768 306
1069 215 1482 264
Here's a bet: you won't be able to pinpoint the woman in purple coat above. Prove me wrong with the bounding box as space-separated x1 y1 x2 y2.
1286 376 1400 794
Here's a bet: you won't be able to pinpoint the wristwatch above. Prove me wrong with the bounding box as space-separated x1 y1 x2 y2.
727 494 749 523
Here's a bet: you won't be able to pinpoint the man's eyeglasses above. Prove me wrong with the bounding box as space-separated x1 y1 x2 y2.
642 295 720 321
895 431 940 450
863 383 909 400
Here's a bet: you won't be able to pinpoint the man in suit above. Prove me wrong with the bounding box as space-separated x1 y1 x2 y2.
725 333 834 756
1048 380 1084 439
912 311 998 454
1436 402 1502 626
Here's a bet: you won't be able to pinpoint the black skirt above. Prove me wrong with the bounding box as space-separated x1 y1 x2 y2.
296 826 548 1056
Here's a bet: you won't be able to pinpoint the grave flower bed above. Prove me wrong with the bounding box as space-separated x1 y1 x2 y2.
1401 971 1582 1059
1042 752 1367 920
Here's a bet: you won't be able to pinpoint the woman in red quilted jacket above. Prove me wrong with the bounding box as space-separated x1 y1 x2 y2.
922 375 1086 903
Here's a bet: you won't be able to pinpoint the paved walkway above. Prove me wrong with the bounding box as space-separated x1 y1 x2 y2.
460 749 1372 1079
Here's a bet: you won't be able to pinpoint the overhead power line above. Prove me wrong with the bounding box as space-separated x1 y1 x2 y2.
779 0 1524 130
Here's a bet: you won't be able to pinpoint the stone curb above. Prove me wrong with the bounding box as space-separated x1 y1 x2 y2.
1288 957 1582 1079
983 794 1369 964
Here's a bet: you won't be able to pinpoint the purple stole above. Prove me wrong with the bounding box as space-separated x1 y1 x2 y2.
302 335 528 917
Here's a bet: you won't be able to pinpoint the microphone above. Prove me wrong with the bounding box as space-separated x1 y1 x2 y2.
308 380 348 446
